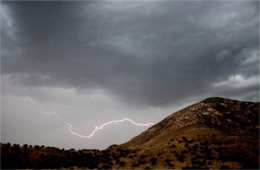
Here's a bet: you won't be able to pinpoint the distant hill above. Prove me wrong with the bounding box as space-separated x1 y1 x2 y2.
1 97 259 169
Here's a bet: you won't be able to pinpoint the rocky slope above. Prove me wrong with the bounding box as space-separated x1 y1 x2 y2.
113 97 259 169
1 97 259 169
121 97 259 149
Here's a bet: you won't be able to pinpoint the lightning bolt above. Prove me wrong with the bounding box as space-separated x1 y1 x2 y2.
63 118 154 139
26 97 154 139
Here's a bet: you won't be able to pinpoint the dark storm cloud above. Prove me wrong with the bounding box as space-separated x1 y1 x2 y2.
1 1 259 106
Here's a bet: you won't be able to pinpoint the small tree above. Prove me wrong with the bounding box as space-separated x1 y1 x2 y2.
132 162 139 167
150 157 157 165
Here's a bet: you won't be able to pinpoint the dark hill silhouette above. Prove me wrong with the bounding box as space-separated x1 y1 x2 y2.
1 97 259 169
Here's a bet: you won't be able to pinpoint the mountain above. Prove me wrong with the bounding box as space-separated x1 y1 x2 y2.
121 97 259 148
1 97 259 169
115 97 259 169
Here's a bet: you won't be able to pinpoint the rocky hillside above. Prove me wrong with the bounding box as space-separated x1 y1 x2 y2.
121 97 259 149
1 97 259 169
113 97 259 169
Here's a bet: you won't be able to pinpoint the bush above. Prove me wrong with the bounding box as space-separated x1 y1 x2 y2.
128 155 134 159
101 164 112 169
182 149 189 154
188 139 195 144
119 161 126 167
177 154 185 162
132 162 139 167
150 157 157 165
191 159 205 166
207 161 212 165
14 144 19 148
220 165 230 169
39 154 46 160
165 159 174 167
139 160 146 165
140 154 145 159
165 159 171 163
182 136 188 142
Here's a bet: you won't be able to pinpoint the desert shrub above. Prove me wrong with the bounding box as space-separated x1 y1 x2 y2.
55 148 62 153
165 159 171 163
205 148 212 154
220 165 230 169
191 145 197 151
183 165 201 169
190 165 202 169
50 154 57 160
191 157 196 161
165 158 174 167
128 154 134 159
39 153 46 160
182 149 189 154
177 154 185 162
139 160 146 165
188 139 195 144
182 136 188 142
14 144 19 148
101 164 112 169
168 163 175 167
119 161 126 167
144 166 151 170
191 151 196 155
183 165 192 169
118 149 129 157
196 154 203 159
140 154 145 159
150 157 157 165
191 159 205 166
132 162 139 167
115 158 121 165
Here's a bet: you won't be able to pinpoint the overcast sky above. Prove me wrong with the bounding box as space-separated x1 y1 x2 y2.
1 0 259 149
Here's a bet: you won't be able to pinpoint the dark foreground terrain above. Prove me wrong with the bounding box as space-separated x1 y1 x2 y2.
1 97 259 169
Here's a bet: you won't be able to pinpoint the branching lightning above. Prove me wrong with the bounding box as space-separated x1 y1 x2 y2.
26 97 154 139
63 118 154 138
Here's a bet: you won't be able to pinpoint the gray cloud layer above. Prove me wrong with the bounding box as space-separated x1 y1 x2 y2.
2 1 259 107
